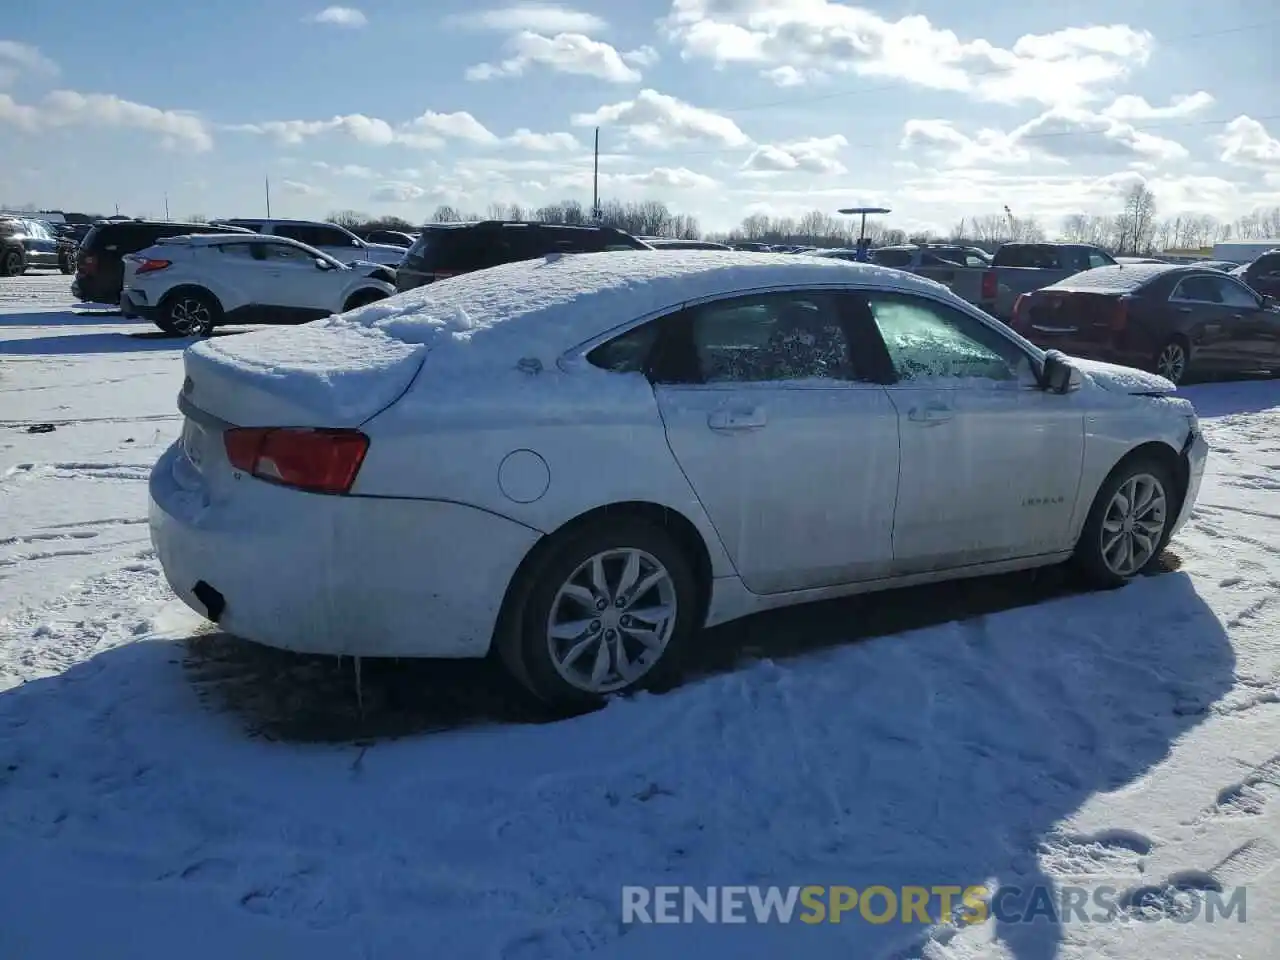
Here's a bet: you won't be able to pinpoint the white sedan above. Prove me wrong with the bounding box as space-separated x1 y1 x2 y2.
149 251 1209 707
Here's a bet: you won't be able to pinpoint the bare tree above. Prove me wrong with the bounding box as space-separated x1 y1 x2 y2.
1115 184 1158 255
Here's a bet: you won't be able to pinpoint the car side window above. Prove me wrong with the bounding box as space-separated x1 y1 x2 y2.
1171 276 1222 303
686 292 855 384
1087 251 1113 269
217 242 262 260
262 242 314 264
863 292 1028 383
1214 277 1261 309
315 226 361 248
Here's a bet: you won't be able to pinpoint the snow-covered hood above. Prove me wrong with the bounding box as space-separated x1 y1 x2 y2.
1067 355 1176 395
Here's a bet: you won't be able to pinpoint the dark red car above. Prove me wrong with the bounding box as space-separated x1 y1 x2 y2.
1010 263 1280 385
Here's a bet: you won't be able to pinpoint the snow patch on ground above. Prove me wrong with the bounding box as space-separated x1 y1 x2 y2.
0 276 1278 959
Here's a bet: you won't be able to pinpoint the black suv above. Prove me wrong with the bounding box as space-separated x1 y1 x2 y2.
72 219 254 306
395 220 651 293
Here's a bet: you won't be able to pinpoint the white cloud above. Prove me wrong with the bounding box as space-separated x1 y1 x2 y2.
505 128 581 151
742 135 848 175
572 89 751 148
280 179 324 196
466 32 642 83
0 40 58 88
311 161 375 178
1101 92 1214 121
228 109 497 149
448 4 606 34
1217 116 1280 168
552 165 719 193
902 108 1188 166
662 0 1153 109
622 45 660 68
0 89 212 151
1014 109 1188 163
371 181 428 202
309 6 367 27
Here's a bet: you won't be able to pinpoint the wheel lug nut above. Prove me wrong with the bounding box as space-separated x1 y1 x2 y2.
605 629 617 639
590 620 601 632
615 597 626 607
595 598 607 611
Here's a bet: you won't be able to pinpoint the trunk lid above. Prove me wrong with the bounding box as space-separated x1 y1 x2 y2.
1012 291 1126 350
181 320 428 428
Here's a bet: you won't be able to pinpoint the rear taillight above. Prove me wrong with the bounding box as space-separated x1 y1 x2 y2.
79 253 97 274
1010 294 1027 327
981 269 997 301
1110 298 1129 332
135 258 171 275
223 428 369 495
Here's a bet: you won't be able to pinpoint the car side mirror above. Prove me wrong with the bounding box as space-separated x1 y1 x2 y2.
1041 350 1082 394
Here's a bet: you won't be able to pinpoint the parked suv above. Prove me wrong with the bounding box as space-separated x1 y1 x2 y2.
210 218 406 267
395 220 651 293
1230 250 1280 299
73 220 255 305
121 233 396 336
0 217 62 276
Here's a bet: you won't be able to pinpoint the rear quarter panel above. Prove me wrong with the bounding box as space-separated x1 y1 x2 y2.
355 361 738 577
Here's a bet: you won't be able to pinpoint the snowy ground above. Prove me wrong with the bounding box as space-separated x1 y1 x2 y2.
0 273 1277 960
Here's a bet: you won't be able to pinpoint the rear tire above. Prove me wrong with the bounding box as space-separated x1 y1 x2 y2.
501 519 699 709
1 249 24 277
1072 456 1177 588
155 289 221 337
59 255 74 275
1153 337 1189 385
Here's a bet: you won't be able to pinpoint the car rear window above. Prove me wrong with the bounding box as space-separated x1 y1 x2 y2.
872 249 913 267
992 245 1069 269
1044 263 1172 293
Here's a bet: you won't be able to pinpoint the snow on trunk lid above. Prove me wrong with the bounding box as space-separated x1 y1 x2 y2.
182 320 427 428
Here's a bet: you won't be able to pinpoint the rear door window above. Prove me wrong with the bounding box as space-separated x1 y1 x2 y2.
1170 276 1224 303
873 249 913 268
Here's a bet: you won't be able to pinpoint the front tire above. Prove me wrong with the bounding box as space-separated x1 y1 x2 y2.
504 519 699 708
156 289 220 337
1 249 24 277
342 288 389 313
1073 457 1176 587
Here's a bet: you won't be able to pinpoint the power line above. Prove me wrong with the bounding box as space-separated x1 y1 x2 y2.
712 19 1280 116
625 113 1280 162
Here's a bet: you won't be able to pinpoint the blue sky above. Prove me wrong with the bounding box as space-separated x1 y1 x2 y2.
2 0 1278 234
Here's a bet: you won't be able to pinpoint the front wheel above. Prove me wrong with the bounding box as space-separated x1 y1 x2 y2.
341 289 389 313
503 519 699 708
156 290 220 337
1073 458 1176 587
1 249 24 277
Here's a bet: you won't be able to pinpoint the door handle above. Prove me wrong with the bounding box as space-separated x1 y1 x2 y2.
1178 307 1192 314
908 404 953 424
707 406 766 431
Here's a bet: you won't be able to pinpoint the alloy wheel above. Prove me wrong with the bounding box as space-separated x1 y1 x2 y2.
2 252 20 277
170 298 212 336
1100 472 1168 577
1156 342 1186 384
545 547 678 693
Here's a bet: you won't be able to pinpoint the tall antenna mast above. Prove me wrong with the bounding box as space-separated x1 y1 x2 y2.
265 175 272 218
592 127 600 221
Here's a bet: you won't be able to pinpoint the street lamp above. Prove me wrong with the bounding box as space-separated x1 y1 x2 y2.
838 206 891 262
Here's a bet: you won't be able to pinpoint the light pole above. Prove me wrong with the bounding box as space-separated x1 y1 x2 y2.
838 206 891 261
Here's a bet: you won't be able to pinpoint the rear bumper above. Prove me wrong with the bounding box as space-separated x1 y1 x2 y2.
148 442 540 658
1171 429 1209 537
24 250 59 268
120 289 156 321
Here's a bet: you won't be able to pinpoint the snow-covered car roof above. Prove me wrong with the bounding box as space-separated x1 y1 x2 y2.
334 250 947 360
